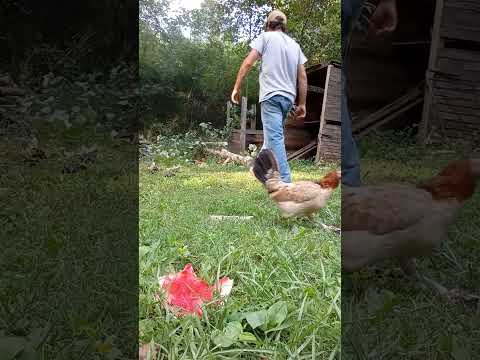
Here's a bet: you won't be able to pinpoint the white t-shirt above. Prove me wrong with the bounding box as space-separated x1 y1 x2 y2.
250 31 308 103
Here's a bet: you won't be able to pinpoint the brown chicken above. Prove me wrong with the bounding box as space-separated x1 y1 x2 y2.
252 149 341 219
342 159 480 299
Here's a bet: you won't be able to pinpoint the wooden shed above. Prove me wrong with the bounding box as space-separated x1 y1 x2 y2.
347 0 479 145
418 0 480 144
347 0 435 136
227 62 341 163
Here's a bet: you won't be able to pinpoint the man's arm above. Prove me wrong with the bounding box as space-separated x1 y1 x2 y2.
231 49 260 104
295 64 307 119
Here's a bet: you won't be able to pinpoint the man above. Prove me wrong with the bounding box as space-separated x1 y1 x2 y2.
341 0 398 186
231 10 308 183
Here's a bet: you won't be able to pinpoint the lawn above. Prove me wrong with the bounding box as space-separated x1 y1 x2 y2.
342 133 480 359
1 125 138 359
139 159 341 359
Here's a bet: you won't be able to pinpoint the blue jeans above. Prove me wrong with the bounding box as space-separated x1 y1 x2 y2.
260 95 293 183
341 0 363 186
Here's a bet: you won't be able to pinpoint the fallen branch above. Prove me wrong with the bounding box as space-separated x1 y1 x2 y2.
209 215 254 221
205 148 253 167
0 86 25 96
201 141 228 147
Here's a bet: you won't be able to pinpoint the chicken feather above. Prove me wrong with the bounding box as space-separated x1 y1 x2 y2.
342 159 480 282
252 149 340 219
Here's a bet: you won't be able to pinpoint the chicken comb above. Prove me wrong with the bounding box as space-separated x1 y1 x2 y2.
419 159 476 202
317 170 341 189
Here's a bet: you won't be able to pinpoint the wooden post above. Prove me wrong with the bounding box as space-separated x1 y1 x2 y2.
316 65 332 163
240 96 247 153
250 104 256 130
418 0 444 146
226 101 232 123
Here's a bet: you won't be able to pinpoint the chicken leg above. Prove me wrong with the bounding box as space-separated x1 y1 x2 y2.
421 274 480 304
399 257 480 304
307 215 341 234
399 257 416 276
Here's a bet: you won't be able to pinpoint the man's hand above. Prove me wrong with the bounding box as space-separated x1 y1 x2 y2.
370 0 397 34
230 49 260 104
231 88 241 104
295 104 306 120
296 64 307 120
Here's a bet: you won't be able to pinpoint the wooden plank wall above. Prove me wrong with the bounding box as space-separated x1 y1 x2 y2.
316 65 341 163
440 0 480 43
420 0 480 143
227 128 314 154
430 48 480 139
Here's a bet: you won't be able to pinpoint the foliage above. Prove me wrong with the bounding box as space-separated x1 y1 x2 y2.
34 66 135 126
357 127 421 163
142 123 226 162
1 61 139 358
268 0 341 63
1 0 137 79
357 126 480 165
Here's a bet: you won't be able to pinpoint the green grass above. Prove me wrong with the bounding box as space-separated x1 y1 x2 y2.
343 132 480 359
139 159 341 359
1 125 138 359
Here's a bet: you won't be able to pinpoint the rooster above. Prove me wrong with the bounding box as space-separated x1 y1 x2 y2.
342 159 480 300
252 149 341 222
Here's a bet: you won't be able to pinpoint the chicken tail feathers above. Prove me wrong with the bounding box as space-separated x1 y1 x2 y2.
252 149 280 184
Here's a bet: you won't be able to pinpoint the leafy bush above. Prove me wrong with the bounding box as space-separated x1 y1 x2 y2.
2 64 137 140
140 122 230 162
